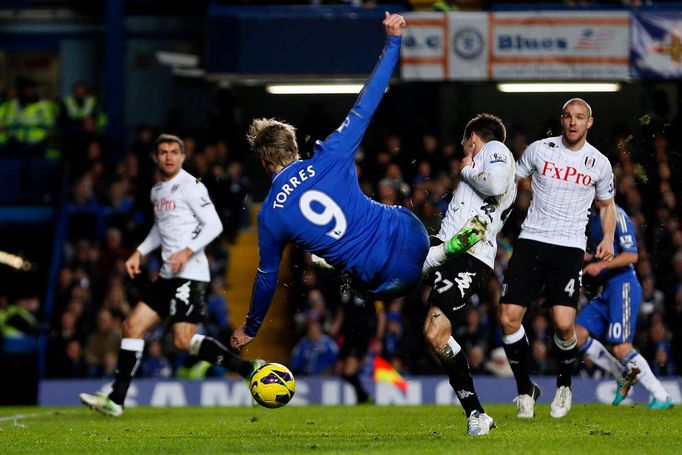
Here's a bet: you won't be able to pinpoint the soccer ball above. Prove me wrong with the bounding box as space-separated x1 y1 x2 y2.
249 362 296 409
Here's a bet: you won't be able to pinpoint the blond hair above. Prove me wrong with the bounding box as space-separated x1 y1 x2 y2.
562 98 592 118
247 118 300 167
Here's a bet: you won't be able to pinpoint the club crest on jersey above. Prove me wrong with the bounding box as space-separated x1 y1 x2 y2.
584 156 596 169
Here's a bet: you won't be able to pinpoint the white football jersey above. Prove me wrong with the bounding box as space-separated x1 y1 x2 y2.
137 168 223 282
517 136 614 250
436 141 517 269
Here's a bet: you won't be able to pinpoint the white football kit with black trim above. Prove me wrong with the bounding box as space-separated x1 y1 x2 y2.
436 140 517 269
137 168 223 282
429 140 517 318
516 136 614 251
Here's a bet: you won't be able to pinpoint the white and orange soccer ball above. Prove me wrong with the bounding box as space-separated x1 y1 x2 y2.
249 363 296 409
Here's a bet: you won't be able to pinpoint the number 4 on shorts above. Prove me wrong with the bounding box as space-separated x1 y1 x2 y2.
564 278 575 297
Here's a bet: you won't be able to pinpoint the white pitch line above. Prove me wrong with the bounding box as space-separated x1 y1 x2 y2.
0 411 74 426
0 412 45 423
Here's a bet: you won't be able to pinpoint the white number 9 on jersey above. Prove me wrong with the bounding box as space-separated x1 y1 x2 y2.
299 190 347 240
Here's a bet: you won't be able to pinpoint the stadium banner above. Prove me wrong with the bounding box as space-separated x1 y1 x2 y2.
40 376 681 407
401 12 488 81
631 12 682 78
490 11 630 80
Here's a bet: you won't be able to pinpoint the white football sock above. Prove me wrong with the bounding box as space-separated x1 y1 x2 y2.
582 337 625 378
422 243 448 276
623 350 669 402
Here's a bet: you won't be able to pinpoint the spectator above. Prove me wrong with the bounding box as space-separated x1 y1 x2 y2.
291 321 338 376
652 341 675 377
382 308 404 362
205 276 231 341
141 340 173 378
84 309 121 377
484 347 513 377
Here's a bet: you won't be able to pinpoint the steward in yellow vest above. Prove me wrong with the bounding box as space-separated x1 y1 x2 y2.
0 297 41 354
12 80 56 146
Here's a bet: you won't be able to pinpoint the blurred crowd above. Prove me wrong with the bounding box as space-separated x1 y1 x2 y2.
0 79 252 381
0 77 680 389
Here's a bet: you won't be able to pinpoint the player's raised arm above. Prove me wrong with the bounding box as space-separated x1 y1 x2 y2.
320 12 405 159
460 145 515 197
231 219 286 349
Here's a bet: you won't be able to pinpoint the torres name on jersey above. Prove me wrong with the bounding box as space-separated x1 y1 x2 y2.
271 165 316 209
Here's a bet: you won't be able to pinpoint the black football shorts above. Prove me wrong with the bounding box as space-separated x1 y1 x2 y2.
501 238 583 308
143 278 208 324
427 252 492 323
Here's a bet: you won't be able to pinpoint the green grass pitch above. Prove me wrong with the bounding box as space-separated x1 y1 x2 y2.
1 404 679 454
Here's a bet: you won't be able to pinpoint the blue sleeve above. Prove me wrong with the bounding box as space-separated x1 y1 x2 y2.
244 213 286 337
616 213 638 254
318 35 401 160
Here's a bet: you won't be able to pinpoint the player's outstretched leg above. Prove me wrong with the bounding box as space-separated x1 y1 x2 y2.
189 333 260 379
247 359 267 382
446 215 487 256
422 215 488 276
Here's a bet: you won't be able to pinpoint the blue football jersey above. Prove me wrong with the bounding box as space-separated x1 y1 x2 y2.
245 36 423 337
586 204 638 283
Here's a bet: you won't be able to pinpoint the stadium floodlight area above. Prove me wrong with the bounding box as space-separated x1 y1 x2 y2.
0 250 33 271
156 51 200 68
496 82 622 93
266 84 367 95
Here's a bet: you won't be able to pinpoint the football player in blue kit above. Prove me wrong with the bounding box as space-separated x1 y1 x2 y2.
230 13 483 350
576 204 672 409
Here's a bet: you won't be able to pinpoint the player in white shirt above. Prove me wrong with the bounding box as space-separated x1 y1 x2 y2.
499 99 617 419
80 134 261 417
422 114 517 436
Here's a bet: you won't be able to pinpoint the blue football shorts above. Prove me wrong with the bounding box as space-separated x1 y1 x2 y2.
576 274 642 344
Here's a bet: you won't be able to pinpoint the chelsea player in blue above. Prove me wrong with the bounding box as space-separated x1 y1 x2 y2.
576 204 672 409
231 13 481 350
